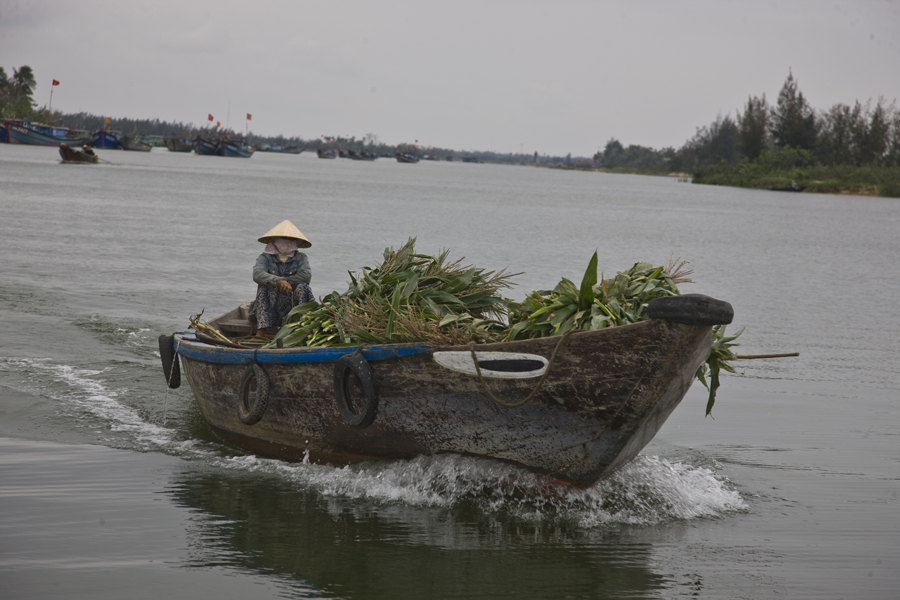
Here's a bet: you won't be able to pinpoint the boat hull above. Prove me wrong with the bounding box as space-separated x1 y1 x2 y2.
217 139 255 157
6 121 84 146
120 135 152 151
193 138 219 155
174 319 711 486
91 130 121 149
164 137 193 152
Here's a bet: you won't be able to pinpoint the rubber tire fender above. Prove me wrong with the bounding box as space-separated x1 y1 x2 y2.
333 353 379 429
647 294 734 326
158 334 181 389
238 363 270 425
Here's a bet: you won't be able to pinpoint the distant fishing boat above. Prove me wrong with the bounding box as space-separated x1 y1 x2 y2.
58 143 99 163
395 152 420 163
217 139 255 158
348 150 377 161
91 129 121 149
316 148 338 159
258 145 303 154
120 134 153 152
193 137 219 155
5 121 89 146
164 137 193 152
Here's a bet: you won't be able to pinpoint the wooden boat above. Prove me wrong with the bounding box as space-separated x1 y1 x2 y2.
348 150 377 161
120 134 152 152
395 152 420 163
164 137 193 152
767 183 805 192
258 145 303 154
193 137 219 155
217 139 255 158
159 294 732 487
316 148 338 159
5 120 89 146
59 143 99 163
91 129 122 149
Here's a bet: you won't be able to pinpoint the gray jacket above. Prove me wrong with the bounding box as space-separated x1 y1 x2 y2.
253 252 311 289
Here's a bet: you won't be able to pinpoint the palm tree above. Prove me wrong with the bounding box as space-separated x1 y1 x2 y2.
0 65 37 118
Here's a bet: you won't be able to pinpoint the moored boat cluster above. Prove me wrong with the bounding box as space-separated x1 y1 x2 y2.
1 119 258 159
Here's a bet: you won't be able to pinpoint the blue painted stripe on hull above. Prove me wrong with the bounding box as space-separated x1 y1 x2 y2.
174 332 431 365
7 125 65 146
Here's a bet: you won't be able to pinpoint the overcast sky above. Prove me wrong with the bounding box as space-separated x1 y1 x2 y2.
2 0 899 156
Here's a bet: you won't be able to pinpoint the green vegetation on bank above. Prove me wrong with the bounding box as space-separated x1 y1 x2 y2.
693 148 900 197
593 71 900 196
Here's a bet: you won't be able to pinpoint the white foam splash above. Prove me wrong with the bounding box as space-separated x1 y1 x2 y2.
213 452 747 526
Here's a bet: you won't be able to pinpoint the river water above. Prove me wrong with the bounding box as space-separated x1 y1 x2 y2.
1 144 898 599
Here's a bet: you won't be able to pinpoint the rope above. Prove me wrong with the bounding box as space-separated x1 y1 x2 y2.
162 335 181 426
469 331 572 408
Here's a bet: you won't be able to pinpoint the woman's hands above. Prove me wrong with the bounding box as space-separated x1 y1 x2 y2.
278 279 293 294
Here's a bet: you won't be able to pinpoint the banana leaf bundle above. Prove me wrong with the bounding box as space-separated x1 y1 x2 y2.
505 252 685 341
263 238 518 349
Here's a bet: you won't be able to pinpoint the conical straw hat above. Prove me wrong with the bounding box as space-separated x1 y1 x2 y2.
258 220 311 248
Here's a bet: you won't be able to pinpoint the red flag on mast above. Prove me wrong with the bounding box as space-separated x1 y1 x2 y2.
246 113 252 120
208 114 214 121
52 79 60 86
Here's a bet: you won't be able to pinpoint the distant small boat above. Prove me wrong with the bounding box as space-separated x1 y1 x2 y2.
217 139 255 158
348 150 377 161
193 137 219 155
316 148 338 159
164 137 193 153
92 129 121 149
767 183 805 192
395 152 419 163
59 143 99 163
258 145 303 154
120 135 153 152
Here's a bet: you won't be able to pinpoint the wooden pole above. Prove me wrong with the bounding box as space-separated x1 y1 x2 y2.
733 353 799 360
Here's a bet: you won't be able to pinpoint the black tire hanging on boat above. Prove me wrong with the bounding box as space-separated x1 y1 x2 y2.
333 353 379 429
238 363 270 425
647 294 734 326
158 334 181 389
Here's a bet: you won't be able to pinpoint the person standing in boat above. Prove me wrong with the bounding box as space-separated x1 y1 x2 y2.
251 220 314 338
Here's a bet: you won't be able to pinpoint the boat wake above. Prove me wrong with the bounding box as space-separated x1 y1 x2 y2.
2 356 747 527
216 452 747 527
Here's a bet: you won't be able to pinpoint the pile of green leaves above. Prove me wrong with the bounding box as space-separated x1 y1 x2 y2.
262 238 516 349
505 252 682 340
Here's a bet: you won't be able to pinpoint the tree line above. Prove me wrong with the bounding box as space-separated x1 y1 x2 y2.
594 71 900 173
